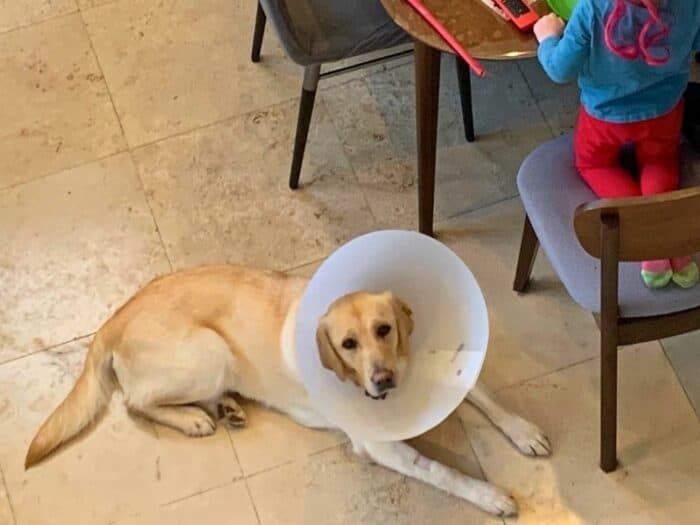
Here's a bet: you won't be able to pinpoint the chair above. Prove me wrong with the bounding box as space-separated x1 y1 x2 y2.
513 134 700 472
250 0 477 190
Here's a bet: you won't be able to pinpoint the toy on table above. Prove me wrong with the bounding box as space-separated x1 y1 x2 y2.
403 0 486 77
492 0 540 30
547 0 578 21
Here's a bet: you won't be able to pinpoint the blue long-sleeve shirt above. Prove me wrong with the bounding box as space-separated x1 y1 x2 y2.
538 0 700 123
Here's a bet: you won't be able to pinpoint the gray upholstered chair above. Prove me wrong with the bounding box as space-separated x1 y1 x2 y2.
250 0 477 190
250 0 411 189
513 134 700 472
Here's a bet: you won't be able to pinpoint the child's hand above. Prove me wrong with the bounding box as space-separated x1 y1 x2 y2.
534 13 565 43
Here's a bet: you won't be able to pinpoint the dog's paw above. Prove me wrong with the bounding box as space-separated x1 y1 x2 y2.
503 416 551 457
217 397 247 429
181 408 216 437
477 485 518 518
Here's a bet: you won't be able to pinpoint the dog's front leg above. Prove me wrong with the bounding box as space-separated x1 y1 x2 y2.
352 439 517 518
466 381 551 457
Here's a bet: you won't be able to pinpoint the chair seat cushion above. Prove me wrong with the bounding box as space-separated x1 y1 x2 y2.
517 134 700 318
261 0 411 65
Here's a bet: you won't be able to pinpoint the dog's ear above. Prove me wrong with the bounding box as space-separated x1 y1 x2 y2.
390 294 414 358
316 321 348 382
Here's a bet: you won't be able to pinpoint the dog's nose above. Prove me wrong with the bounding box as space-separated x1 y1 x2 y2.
371 369 395 393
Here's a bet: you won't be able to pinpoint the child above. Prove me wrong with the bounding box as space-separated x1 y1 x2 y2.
534 0 700 289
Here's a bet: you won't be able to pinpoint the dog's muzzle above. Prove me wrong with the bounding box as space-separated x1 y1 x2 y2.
365 390 388 400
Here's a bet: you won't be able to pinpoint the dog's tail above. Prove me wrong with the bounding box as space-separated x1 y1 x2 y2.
25 335 115 468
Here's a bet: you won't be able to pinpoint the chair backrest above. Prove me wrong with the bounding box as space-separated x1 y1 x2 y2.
260 0 405 65
573 187 700 261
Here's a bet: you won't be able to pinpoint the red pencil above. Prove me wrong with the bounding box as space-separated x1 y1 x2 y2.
403 0 486 77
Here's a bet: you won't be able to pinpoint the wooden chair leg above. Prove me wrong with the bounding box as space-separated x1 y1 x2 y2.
600 323 619 473
599 214 620 473
289 65 321 190
414 40 441 237
455 56 475 143
513 215 539 293
251 2 266 63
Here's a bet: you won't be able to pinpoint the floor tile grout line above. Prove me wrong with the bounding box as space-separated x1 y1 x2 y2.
243 459 295 482
456 411 489 479
122 55 411 154
127 92 300 154
494 355 597 395
0 148 129 194
126 150 175 272
77 7 130 151
242 479 263 525
0 333 94 368
516 61 558 139
281 256 325 274
0 9 79 37
160 478 243 507
0 464 17 525
659 339 700 421
224 429 263 525
78 0 120 13
317 93 380 227
440 193 521 225
308 439 350 457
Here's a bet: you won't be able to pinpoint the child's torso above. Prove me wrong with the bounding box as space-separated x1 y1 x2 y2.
580 0 700 123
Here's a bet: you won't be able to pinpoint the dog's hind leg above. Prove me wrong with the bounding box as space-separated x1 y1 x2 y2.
113 326 235 438
199 393 247 429
136 405 216 437
465 381 551 457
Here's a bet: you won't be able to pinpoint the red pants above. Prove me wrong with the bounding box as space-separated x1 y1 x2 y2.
574 101 684 198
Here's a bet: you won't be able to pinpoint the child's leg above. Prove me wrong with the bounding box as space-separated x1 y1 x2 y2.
636 102 697 288
575 108 670 288
574 108 641 198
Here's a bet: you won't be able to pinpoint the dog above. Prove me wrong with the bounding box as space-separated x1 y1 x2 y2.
25 265 550 517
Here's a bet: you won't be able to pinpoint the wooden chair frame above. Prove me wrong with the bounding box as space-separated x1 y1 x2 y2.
513 186 700 472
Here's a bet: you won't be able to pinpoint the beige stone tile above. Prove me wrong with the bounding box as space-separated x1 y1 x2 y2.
229 400 345 477
322 60 553 230
132 99 376 271
0 469 14 525
460 342 700 524
0 0 76 34
662 332 700 417
0 341 159 524
286 258 322 277
439 198 599 390
82 0 302 146
0 14 126 189
248 414 501 525
0 340 243 523
406 411 485 481
0 153 170 363
77 0 116 9
115 481 259 525
151 423 243 504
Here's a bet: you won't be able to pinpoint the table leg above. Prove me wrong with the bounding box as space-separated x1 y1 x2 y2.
455 56 475 142
414 40 441 237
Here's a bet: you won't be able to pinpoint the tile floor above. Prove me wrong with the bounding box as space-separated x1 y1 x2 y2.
1 2 700 524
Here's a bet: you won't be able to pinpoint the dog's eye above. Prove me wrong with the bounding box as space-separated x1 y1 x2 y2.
376 324 392 338
342 338 358 350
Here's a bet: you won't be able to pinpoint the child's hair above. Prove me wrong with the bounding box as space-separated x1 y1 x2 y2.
604 0 670 66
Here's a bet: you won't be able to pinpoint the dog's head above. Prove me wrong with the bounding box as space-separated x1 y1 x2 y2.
315 292 413 400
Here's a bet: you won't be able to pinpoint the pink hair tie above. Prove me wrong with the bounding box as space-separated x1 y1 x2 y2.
604 0 670 66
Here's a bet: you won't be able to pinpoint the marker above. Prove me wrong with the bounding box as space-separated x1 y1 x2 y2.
403 0 486 77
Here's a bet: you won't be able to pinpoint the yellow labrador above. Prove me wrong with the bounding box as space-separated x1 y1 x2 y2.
26 265 550 517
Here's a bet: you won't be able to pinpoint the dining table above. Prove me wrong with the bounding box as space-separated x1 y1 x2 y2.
380 0 552 236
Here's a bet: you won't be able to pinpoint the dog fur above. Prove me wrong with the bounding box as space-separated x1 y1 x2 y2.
25 265 550 517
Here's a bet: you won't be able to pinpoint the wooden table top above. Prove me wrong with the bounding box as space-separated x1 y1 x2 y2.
381 0 551 60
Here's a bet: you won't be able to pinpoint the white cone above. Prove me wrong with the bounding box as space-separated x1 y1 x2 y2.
296 230 489 442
